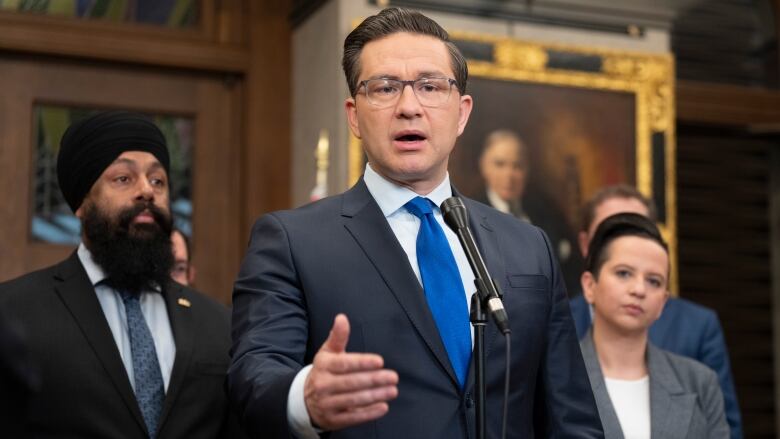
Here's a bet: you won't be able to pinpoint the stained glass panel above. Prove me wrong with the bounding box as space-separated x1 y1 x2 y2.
0 0 200 28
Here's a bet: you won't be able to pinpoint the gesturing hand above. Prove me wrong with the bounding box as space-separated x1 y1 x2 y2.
304 314 399 431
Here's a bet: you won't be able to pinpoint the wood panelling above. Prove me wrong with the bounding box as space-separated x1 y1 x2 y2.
241 0 292 236
0 1 293 303
677 80 780 126
0 10 248 73
0 55 242 304
677 124 776 438
215 0 246 45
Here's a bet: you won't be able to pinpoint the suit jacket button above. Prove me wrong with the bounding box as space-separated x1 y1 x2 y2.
465 393 474 408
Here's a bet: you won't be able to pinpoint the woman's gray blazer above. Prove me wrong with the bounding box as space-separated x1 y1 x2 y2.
580 330 729 439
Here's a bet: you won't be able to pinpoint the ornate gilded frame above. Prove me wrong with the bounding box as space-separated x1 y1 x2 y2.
348 32 677 293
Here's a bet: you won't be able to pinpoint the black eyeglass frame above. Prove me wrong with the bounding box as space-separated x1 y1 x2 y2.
356 77 458 108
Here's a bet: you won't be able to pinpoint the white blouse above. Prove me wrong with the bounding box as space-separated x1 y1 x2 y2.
604 375 651 439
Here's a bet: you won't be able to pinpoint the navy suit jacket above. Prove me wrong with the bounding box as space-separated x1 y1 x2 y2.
569 294 742 439
229 180 603 439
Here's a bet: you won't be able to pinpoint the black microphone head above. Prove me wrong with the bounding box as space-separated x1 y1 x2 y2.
441 197 469 232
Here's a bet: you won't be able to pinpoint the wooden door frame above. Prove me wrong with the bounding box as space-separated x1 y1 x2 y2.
0 55 242 304
0 1 293 303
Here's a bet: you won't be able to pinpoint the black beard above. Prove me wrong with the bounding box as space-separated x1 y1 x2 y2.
82 201 174 295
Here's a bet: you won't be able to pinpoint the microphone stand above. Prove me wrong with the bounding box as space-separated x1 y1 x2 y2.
469 266 506 439
441 197 510 439
470 293 487 439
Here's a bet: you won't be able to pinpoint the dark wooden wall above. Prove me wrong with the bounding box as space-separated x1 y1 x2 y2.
674 2 780 435
677 124 776 438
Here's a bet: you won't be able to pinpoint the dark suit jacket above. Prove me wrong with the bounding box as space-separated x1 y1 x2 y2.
0 252 241 439
473 190 583 299
0 310 39 438
229 180 603 438
580 331 729 438
570 295 742 439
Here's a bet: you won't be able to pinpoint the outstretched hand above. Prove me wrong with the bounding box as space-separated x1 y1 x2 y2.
304 314 399 430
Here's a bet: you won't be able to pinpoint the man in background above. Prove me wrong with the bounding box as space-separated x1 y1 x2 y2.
0 111 240 438
171 228 196 286
569 184 742 438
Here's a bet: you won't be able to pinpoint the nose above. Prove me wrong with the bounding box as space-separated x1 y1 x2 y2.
630 278 647 298
136 177 155 202
395 83 422 119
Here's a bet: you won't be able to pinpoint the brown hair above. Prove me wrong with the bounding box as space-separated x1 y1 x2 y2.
585 212 668 278
479 129 526 160
342 7 468 97
580 184 657 232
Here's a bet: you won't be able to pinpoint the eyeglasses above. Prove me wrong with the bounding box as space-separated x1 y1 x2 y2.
357 77 457 108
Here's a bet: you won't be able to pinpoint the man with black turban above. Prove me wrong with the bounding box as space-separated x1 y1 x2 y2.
0 111 244 439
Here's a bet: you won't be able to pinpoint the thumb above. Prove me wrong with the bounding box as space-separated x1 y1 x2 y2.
321 313 350 353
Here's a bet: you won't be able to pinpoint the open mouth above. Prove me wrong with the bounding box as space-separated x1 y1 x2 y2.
396 134 425 142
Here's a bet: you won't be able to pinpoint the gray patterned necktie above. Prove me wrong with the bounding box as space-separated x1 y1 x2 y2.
121 291 165 438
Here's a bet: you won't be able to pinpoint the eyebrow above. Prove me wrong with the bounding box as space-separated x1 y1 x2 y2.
366 71 448 81
646 271 666 280
148 162 164 173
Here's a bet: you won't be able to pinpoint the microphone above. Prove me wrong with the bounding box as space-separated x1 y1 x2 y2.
441 197 510 335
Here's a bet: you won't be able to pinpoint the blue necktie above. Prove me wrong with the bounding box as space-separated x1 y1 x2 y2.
121 291 165 439
405 196 472 387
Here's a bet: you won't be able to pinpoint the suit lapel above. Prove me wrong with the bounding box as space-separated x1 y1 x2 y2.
647 344 696 439
341 180 459 387
459 197 505 391
463 198 504 357
157 280 194 434
579 333 625 439
53 253 148 434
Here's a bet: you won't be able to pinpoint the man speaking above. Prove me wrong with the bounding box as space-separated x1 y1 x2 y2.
229 8 603 438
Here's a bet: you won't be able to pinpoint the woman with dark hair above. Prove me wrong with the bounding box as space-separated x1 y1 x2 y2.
579 213 729 438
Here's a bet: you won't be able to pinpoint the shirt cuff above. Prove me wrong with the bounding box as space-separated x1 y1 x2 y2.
287 364 321 439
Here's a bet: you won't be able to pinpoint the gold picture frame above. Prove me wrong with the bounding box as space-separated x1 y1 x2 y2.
348 32 677 294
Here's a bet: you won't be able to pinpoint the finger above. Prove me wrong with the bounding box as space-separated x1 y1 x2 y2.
317 352 386 374
318 385 398 412
321 369 399 393
321 314 350 354
308 368 398 397
326 402 391 429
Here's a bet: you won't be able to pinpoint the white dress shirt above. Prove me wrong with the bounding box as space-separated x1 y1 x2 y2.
77 243 176 392
287 163 477 438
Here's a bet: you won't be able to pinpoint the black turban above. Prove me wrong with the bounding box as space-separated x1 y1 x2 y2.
57 111 170 212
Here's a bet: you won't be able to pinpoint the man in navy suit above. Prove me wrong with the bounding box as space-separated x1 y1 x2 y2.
568 184 742 438
229 8 603 439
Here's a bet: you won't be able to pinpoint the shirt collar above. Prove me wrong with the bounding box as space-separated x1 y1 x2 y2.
486 189 511 214
77 243 108 287
363 163 453 217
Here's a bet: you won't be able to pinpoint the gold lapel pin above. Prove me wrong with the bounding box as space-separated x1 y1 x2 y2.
177 298 191 308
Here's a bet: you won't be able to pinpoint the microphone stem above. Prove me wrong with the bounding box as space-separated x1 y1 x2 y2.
454 228 511 335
